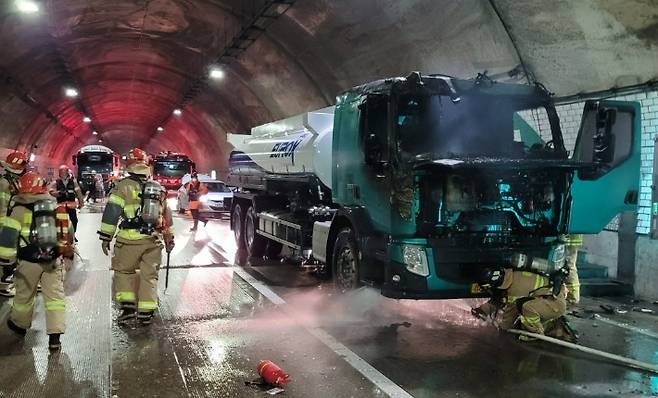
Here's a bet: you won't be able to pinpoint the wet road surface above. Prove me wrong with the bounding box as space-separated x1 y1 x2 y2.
0 207 657 397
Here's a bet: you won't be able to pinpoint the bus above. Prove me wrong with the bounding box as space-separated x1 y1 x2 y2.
72 145 120 193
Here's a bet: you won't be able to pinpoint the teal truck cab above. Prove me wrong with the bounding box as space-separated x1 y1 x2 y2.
228 72 641 299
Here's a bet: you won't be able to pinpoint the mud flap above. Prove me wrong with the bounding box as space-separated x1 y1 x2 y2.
568 101 641 234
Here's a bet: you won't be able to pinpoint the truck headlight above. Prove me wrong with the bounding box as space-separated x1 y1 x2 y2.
199 195 208 203
402 245 429 277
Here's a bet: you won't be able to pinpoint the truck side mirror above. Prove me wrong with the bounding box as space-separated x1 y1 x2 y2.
574 100 634 180
593 107 616 163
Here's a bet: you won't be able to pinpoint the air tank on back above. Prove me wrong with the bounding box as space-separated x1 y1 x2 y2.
33 199 58 250
227 107 335 190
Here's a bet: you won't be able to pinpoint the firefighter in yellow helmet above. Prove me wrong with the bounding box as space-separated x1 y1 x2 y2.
0 171 74 350
98 148 174 326
0 151 30 297
477 265 574 342
559 234 583 305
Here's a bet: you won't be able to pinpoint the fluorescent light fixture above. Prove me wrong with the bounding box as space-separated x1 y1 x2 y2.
121 155 127 160
209 67 225 79
64 87 79 98
29 153 36 162
83 116 91 123
98 139 103 143
16 0 39 14
157 126 164 132
172 108 182 116
92 131 98 135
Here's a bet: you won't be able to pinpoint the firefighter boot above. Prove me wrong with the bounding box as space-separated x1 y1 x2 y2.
48 333 62 351
138 311 154 326
7 319 26 336
117 308 137 325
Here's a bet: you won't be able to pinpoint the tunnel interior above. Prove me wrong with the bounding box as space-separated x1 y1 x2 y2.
0 0 656 176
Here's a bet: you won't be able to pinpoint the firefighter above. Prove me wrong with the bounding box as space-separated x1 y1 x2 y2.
186 172 208 231
98 148 174 326
1 171 74 350
559 234 582 305
478 266 573 341
50 165 85 235
0 151 30 297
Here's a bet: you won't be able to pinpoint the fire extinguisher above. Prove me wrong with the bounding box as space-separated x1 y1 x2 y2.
257 360 291 387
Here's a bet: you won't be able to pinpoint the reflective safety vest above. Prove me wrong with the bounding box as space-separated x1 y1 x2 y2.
0 194 72 264
98 176 173 243
55 178 80 206
499 269 552 304
559 234 583 247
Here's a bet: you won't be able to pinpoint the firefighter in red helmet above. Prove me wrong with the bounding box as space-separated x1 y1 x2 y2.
0 171 73 350
0 151 30 297
98 148 174 326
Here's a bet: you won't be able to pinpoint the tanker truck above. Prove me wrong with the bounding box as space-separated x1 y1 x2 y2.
227 72 641 299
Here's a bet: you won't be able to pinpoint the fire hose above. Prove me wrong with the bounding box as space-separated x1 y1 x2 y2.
507 329 658 374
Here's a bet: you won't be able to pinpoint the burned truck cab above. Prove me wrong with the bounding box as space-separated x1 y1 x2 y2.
332 73 641 299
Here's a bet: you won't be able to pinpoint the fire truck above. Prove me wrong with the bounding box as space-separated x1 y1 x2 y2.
152 152 195 190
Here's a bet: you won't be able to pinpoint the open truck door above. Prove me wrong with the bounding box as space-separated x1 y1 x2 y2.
568 100 641 233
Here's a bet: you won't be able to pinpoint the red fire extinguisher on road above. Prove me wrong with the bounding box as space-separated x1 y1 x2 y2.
257 360 291 387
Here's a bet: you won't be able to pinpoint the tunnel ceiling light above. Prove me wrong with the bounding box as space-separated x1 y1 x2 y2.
156 126 164 132
172 108 182 116
64 87 79 98
15 0 39 14
209 67 225 80
98 139 103 143
83 116 91 123
92 131 98 135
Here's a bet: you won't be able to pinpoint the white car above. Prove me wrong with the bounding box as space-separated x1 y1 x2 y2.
177 178 233 219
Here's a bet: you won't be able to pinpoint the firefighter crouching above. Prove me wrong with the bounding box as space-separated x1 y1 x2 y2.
50 165 85 236
0 151 30 297
0 172 74 350
98 148 174 326
475 252 577 342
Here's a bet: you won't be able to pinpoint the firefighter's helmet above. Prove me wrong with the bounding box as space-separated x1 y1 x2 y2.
126 148 151 175
1 151 29 175
18 171 47 194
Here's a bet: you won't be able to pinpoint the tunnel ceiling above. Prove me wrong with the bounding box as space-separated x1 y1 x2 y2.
0 0 656 171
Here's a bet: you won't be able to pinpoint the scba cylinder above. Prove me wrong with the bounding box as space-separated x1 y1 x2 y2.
33 199 58 250
141 181 165 226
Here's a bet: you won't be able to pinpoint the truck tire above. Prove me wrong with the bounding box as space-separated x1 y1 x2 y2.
265 241 283 259
332 228 361 291
245 206 267 258
232 203 246 253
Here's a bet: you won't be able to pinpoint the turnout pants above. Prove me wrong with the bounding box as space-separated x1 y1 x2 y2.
565 246 580 304
499 293 567 335
10 260 66 334
66 207 78 234
112 238 163 313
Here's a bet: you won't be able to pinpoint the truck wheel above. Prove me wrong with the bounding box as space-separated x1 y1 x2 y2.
332 228 361 291
245 206 266 258
265 241 283 259
232 203 246 250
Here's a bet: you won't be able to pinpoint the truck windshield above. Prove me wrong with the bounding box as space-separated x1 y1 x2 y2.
77 153 113 173
396 94 564 160
154 161 190 177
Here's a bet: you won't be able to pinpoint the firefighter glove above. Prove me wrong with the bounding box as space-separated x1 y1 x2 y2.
1 263 16 281
165 236 175 253
101 240 111 256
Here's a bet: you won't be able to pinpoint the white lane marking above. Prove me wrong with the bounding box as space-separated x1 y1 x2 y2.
230 266 414 398
593 315 658 340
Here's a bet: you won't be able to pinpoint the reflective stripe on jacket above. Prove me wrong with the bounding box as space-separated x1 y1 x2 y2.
98 176 173 242
499 269 552 304
559 234 583 246
0 193 72 263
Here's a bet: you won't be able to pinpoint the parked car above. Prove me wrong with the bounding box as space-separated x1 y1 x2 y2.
176 174 233 218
